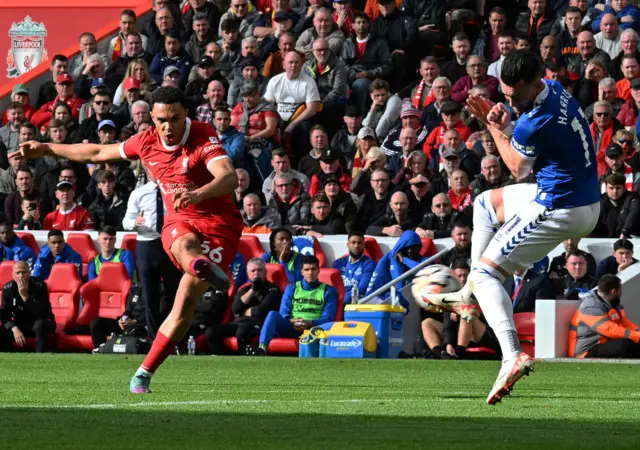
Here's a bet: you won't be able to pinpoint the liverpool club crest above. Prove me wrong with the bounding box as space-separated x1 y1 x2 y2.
6 16 48 78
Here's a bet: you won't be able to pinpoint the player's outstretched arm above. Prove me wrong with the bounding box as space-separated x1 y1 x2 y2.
11 141 124 164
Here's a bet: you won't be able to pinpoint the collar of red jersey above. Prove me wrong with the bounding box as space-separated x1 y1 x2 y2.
160 117 192 151
58 203 77 215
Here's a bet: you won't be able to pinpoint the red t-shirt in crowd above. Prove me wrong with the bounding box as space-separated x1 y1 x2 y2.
43 204 94 231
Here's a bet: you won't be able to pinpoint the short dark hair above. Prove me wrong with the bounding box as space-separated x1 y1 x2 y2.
369 78 389 92
7 101 24 112
420 56 438 65
165 29 181 41
614 239 634 252
622 54 639 64
15 167 32 179
348 232 365 240
220 18 240 32
565 6 583 16
501 50 544 86
310 124 327 135
0 220 13 229
93 90 110 101
451 258 471 271
489 6 506 16
151 86 187 108
498 30 515 40
352 10 369 22
48 119 66 129
515 31 530 42
213 106 231 116
97 170 116 183
605 172 626 187
272 148 288 159
193 12 210 22
59 163 77 175
301 255 319 268
598 274 621 293
20 122 36 133
48 229 64 239
566 250 586 260
52 54 68 65
452 32 469 43
312 193 330 205
99 225 117 236
452 217 472 230
121 9 137 20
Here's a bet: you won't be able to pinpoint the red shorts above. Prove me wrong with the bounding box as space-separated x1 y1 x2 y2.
161 218 240 273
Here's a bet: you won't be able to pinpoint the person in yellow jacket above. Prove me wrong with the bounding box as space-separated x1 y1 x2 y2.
569 274 640 358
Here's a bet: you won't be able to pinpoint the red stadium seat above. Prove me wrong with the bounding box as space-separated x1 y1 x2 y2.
121 234 137 258
514 312 536 357
0 261 15 287
45 264 81 332
65 233 98 264
16 232 40 256
364 237 383 263
313 238 326 268
420 238 437 258
265 263 289 293
238 235 265 261
76 263 131 328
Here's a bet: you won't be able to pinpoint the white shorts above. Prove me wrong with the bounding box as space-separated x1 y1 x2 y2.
483 186 600 274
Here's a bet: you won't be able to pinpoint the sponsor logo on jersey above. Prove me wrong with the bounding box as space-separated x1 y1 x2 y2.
511 138 536 156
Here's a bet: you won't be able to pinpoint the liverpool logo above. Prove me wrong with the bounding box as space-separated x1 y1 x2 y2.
6 16 48 78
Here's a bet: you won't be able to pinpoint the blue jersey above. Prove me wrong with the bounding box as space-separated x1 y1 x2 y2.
510 79 599 209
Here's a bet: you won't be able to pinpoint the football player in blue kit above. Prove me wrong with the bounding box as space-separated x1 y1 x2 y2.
424 50 600 404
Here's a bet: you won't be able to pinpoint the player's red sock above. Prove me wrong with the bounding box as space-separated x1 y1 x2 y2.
141 332 176 374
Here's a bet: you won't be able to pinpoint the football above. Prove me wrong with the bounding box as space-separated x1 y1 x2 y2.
410 265 462 310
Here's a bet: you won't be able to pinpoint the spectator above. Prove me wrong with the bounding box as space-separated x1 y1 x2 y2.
447 170 472 213
356 168 391 232
421 77 452 133
183 0 221 39
109 10 149 63
569 275 640 358
264 51 321 160
598 143 634 192
74 53 112 103
370 0 417 91
556 6 584 59
341 11 392 116
397 56 440 111
231 81 280 149
258 9 298 59
146 7 180 56
32 230 82 281
218 0 259 39
242 193 282 233
263 32 296 78
261 227 305 282
514 0 560 46
263 149 310 203
423 102 472 159
365 191 419 236
37 55 68 109
87 226 135 282
267 173 311 228
17 196 42 232
381 104 428 158
90 284 147 352
441 32 471 83
195 80 227 124
503 266 555 314
42 181 94 231
596 13 622 59
617 77 640 126
32 74 83 128
592 0 640 34
415 193 459 240
567 31 611 79
149 31 194 89
596 238 638 278
233 168 259 208
120 100 151 139
68 32 110 79
213 107 245 169
439 220 472 267
208 258 282 354
88 170 127 231
298 125 330 179
0 102 25 152
365 230 425 308
592 172 640 238
113 59 157 108
350 128 381 183
296 8 345 61
451 56 500 103
4 168 43 226
584 77 624 121
560 251 599 298
110 77 142 126
362 79 401 141
81 159 136 207
1 84 34 126
217 19 242 76
614 128 637 159
470 155 512 200
0 261 55 353
108 32 155 86
332 232 375 304
250 255 336 355
330 106 362 167
323 173 357 233
391 150 435 193
473 7 508 62
297 193 345 236
122 169 180 337
610 29 640 81
185 13 217 63
385 127 419 175
549 238 597 279
308 149 351 197
227 58 268 107
575 58 609 108
488 32 516 83
0 221 36 267
74 91 122 144
615 55 640 100
591 101 621 176
186 56 228 115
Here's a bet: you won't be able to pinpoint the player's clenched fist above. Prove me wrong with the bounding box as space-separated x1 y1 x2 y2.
172 191 202 211
487 103 511 131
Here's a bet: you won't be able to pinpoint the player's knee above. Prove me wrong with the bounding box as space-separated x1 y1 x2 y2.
469 261 506 283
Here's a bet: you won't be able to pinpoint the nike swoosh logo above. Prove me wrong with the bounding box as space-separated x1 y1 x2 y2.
440 298 457 304
149 161 160 166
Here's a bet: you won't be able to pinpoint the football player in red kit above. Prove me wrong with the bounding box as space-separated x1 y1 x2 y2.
13 87 242 393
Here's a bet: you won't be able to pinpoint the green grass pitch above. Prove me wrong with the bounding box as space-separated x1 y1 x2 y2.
1 354 639 449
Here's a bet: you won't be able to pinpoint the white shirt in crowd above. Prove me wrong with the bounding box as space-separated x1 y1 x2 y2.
263 71 320 122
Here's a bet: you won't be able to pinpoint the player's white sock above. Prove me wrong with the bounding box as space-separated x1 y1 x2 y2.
471 191 500 266
468 263 521 360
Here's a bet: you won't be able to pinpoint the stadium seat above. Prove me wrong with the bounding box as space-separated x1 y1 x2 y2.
195 282 236 353
269 268 345 355
121 234 137 258
65 233 98 278
420 238 437 258
364 237 383 263
16 232 40 256
45 264 82 332
0 261 15 287
313 238 326 267
265 263 289 293
514 312 536 357
238 235 265 261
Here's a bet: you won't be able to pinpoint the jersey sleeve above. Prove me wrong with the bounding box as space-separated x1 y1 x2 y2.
510 114 552 160
119 132 144 161
199 134 231 170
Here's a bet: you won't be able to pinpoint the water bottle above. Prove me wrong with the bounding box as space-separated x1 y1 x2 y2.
351 283 359 305
187 336 196 356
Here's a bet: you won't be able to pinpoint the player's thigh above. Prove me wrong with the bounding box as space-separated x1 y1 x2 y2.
483 202 599 274
500 183 538 224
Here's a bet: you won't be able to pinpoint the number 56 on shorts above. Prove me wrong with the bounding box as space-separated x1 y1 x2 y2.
200 241 223 263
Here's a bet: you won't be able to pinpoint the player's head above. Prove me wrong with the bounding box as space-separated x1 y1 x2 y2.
300 255 320 283
47 229 65 257
347 232 365 259
269 228 293 259
150 86 188 147
500 50 545 115
597 274 622 307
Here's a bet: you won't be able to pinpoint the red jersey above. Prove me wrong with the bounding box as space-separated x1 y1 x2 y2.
43 203 94 231
119 118 242 228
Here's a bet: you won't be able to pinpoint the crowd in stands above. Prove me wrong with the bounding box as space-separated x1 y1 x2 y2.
2 0 640 358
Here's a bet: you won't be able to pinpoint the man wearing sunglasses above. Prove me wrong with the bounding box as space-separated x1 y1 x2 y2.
219 0 259 39
74 91 124 144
